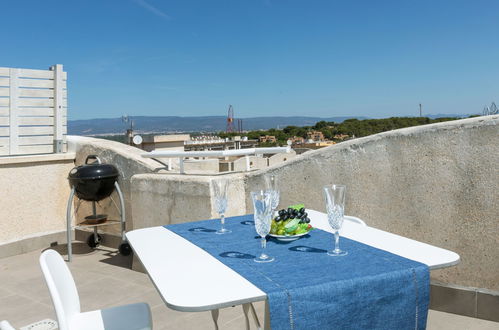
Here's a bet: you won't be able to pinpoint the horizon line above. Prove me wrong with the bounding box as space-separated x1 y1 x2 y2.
68 113 474 121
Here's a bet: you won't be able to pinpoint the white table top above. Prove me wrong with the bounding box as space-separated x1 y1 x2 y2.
126 210 460 312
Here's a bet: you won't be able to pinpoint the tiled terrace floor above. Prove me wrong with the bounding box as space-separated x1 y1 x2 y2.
1 245 498 330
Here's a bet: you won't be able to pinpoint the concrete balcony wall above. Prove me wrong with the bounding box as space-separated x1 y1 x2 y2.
0 153 75 256
130 173 246 230
245 115 499 291
183 158 219 174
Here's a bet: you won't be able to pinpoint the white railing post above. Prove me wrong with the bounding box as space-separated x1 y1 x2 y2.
9 68 19 155
51 64 64 153
179 157 185 174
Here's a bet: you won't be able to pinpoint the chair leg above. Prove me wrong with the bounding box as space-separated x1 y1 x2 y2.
211 309 220 330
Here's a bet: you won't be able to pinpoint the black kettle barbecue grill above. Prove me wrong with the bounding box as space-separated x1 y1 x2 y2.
68 155 119 201
66 155 131 261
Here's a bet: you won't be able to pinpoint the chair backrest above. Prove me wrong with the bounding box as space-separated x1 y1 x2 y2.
344 215 367 227
39 250 80 330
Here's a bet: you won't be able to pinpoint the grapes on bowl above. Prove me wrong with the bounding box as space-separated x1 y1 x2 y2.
269 204 313 241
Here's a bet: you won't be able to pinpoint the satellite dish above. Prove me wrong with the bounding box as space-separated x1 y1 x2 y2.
132 135 143 145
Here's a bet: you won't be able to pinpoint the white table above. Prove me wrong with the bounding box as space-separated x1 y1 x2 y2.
126 210 460 328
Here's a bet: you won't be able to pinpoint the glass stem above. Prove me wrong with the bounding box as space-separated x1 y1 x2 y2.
261 237 267 257
220 214 225 232
334 230 340 253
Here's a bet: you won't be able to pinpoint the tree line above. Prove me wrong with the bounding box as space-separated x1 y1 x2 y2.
219 116 462 145
97 116 467 146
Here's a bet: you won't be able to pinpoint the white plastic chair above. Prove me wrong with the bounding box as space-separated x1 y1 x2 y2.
344 215 367 227
39 250 152 330
0 319 58 330
0 321 15 330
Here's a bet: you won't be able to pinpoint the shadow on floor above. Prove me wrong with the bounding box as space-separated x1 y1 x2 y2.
42 243 132 270
98 249 132 269
43 242 95 255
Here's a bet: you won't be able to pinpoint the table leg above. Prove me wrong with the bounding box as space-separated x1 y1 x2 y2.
243 303 261 330
242 304 250 330
211 309 220 330
264 300 271 330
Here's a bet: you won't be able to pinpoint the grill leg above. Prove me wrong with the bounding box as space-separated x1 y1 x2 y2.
66 187 76 262
114 182 126 242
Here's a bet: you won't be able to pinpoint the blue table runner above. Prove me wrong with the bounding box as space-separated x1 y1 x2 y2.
166 215 429 330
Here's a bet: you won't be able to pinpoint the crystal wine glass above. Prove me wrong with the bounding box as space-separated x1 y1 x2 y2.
213 179 231 234
251 190 274 263
323 184 347 256
264 175 279 218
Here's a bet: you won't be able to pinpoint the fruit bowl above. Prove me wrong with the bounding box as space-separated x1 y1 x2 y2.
269 204 313 241
268 231 310 242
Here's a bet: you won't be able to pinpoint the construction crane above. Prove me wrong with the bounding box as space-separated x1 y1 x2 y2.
226 105 235 133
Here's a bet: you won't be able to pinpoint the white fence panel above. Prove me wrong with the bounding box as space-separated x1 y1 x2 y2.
0 64 67 156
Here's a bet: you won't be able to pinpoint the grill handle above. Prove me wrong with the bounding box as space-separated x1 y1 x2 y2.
85 155 102 165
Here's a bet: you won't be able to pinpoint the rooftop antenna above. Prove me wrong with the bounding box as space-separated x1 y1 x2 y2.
122 115 134 145
122 114 134 129
226 105 234 133
483 102 498 115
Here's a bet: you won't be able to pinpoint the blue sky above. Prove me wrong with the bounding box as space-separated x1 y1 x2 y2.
1 0 498 120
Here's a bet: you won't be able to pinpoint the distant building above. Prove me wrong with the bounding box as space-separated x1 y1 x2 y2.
140 134 190 152
302 141 336 149
333 134 349 141
185 136 258 151
259 135 277 143
307 130 325 142
287 136 305 145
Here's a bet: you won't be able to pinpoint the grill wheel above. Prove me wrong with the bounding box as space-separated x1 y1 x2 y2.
87 233 102 248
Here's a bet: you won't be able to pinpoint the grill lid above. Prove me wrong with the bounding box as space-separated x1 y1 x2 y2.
68 155 119 180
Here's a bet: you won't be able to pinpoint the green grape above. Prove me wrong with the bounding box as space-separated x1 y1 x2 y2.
284 218 300 233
